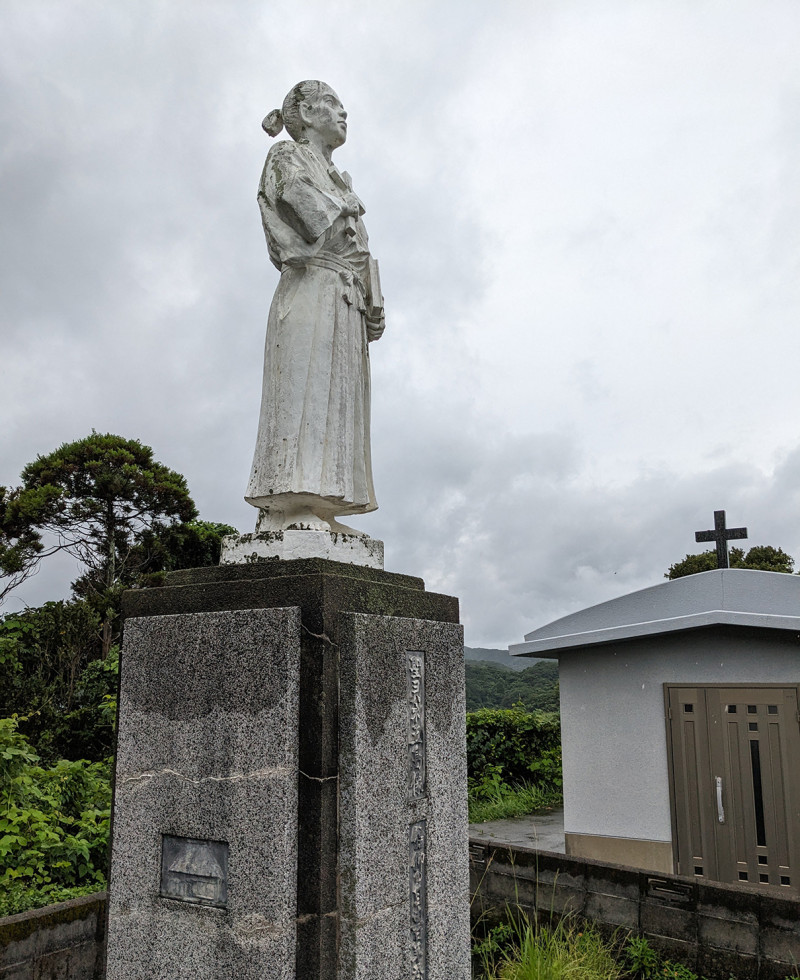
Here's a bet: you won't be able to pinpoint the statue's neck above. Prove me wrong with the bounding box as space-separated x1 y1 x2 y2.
301 134 333 165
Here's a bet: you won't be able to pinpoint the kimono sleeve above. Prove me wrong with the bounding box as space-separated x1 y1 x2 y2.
266 142 343 243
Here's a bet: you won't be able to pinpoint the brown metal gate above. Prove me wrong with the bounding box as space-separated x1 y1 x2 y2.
666 685 800 892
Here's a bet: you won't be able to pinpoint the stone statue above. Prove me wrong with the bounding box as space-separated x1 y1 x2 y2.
245 80 385 536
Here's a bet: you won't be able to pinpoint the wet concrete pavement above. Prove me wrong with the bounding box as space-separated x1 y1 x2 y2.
468 806 565 853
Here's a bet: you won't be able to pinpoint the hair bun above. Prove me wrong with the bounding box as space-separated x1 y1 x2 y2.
262 109 284 137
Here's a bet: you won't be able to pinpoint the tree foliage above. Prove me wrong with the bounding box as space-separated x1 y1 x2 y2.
125 519 238 585
1 433 199 654
666 545 795 579
0 602 118 765
17 431 197 585
0 485 59 605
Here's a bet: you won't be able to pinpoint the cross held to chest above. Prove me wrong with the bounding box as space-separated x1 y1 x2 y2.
695 510 748 569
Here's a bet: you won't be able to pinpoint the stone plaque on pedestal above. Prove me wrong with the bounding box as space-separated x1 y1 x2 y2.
159 836 229 908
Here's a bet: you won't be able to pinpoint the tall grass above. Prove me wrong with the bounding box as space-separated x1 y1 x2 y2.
474 914 800 980
468 782 561 824
475 913 622 980
468 762 562 824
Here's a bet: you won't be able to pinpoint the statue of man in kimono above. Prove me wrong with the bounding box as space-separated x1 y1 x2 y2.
245 81 385 535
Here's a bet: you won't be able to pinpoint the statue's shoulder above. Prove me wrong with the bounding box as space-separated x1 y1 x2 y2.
265 139 313 169
262 140 317 192
260 140 301 199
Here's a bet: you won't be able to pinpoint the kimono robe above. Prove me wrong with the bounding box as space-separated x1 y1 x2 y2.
245 139 378 521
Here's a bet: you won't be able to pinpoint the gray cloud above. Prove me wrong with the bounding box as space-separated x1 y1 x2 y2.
3 1 800 648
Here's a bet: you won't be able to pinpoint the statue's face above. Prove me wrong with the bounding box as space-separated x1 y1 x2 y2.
302 88 348 148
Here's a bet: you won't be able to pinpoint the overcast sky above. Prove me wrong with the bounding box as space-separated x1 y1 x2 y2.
2 1 800 648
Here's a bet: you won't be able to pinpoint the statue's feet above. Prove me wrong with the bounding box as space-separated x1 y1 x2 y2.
253 500 368 535
327 517 364 535
255 506 330 533
285 510 331 531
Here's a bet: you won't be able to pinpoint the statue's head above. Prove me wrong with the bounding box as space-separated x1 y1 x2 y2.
263 81 347 148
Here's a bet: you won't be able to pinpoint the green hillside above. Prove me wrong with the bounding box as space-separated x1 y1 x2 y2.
464 646 533 671
465 659 559 712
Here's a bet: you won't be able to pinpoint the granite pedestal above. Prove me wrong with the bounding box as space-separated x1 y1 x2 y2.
106 558 470 980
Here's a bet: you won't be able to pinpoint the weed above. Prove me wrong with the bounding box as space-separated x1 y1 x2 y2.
472 920 516 975
624 935 660 978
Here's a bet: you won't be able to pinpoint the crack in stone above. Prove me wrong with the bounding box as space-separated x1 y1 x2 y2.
120 766 290 786
299 770 337 783
301 626 338 647
349 900 407 924
296 911 338 925
234 918 286 939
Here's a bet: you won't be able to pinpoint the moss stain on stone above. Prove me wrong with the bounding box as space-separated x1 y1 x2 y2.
0 891 106 947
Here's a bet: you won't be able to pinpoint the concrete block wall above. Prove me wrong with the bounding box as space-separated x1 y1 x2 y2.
4 846 800 979
0 892 107 980
470 842 800 980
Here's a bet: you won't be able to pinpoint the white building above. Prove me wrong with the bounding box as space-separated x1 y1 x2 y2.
511 569 800 893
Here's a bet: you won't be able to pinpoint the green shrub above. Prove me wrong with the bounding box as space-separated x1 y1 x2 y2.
467 704 561 789
466 705 563 824
0 715 111 916
0 880 103 918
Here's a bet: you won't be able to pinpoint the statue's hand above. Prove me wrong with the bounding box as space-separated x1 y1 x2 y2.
366 313 385 342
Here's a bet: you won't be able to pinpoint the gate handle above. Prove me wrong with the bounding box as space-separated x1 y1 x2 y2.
716 776 725 824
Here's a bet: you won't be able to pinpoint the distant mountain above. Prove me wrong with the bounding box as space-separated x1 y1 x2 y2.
464 646 537 672
464 659 560 713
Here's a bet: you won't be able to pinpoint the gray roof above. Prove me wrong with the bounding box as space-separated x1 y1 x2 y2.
510 569 800 659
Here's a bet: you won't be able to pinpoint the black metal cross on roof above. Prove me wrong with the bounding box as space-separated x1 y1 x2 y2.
694 510 748 569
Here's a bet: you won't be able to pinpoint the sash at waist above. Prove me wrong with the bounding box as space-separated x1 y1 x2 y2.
281 254 366 296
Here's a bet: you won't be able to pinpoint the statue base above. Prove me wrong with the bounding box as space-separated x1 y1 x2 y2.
107 560 470 980
220 529 384 569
